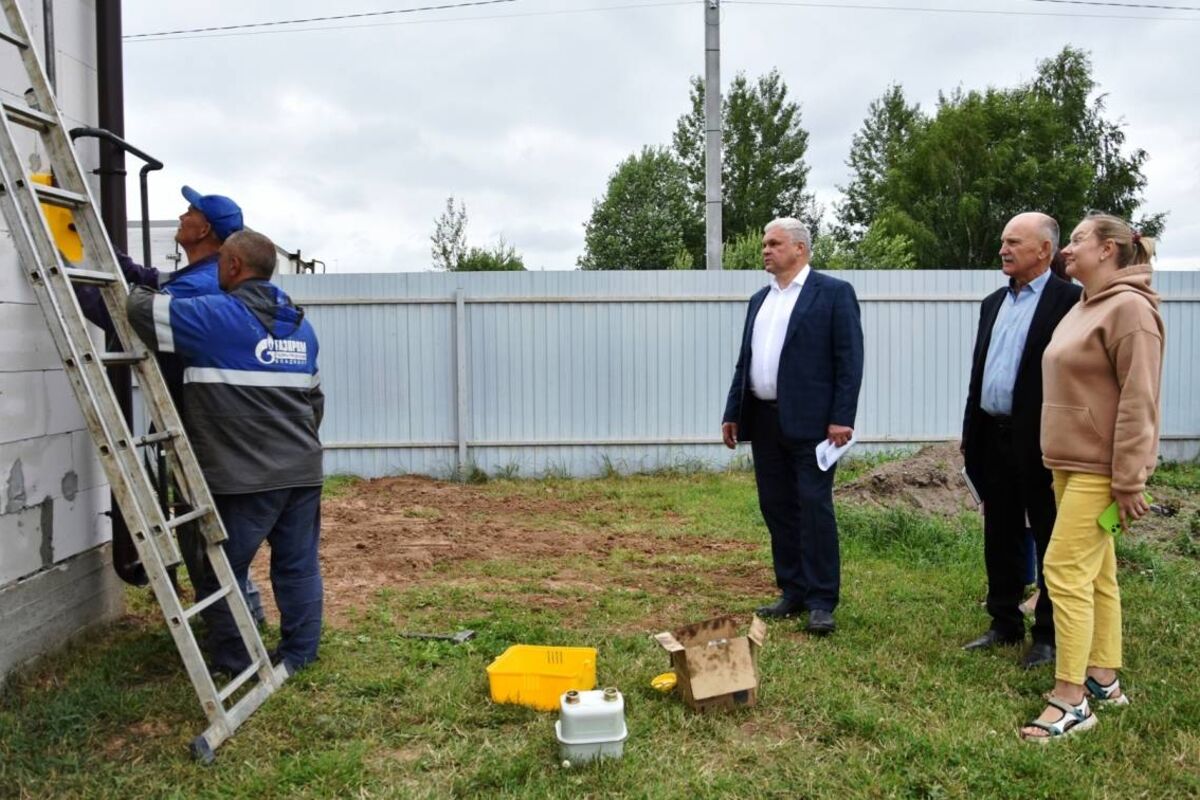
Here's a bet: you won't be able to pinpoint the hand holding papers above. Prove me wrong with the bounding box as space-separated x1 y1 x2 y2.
816 437 856 471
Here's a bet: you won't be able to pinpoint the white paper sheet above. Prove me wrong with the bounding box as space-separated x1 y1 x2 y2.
815 437 856 471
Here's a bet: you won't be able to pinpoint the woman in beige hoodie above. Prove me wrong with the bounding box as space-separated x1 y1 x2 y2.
1020 213 1164 742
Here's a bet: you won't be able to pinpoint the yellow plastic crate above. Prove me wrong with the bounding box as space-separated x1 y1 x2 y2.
486 645 597 711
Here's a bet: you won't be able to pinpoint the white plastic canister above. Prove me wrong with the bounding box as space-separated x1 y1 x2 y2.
555 687 628 765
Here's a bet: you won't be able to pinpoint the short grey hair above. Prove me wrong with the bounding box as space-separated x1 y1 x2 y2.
225 229 277 279
764 217 812 252
1038 215 1061 255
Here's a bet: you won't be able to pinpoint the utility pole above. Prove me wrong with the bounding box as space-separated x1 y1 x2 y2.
704 0 722 270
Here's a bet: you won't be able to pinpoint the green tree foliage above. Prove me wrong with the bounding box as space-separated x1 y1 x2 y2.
430 196 526 271
721 230 763 271
430 196 468 271
856 47 1162 268
837 84 922 239
674 70 818 262
811 223 917 270
578 146 697 270
1030 47 1164 235
455 238 526 271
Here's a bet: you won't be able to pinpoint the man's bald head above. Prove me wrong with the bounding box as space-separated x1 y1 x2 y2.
999 212 1059 285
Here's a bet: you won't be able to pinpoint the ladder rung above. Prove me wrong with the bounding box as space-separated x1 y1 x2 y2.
183 584 231 621
218 659 266 702
100 351 147 366
135 430 178 447
33 183 87 208
1 100 54 131
0 29 29 49
63 267 117 285
167 505 213 530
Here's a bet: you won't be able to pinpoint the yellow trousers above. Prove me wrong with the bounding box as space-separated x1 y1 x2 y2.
1044 471 1122 684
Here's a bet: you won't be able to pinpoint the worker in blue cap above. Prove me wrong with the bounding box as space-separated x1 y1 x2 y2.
77 186 267 630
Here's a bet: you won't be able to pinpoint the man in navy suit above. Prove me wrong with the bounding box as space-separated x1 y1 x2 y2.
722 218 864 634
961 212 1081 669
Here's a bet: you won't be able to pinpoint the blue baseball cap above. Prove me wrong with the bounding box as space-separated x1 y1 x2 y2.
181 186 243 241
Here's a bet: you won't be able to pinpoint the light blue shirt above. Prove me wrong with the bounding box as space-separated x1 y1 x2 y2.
981 269 1051 416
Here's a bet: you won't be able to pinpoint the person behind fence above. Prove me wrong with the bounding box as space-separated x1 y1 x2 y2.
960 212 1081 669
126 229 325 676
76 186 266 624
721 217 864 635
1019 213 1164 742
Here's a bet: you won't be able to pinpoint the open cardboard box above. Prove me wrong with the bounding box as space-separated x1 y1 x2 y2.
653 615 767 712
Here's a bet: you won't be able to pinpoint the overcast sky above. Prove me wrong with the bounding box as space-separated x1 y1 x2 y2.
120 0 1200 271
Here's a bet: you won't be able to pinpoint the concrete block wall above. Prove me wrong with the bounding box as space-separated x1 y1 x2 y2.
1 0 123 685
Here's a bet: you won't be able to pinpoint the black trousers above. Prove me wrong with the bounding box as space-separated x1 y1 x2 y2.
979 414 1055 644
748 397 840 612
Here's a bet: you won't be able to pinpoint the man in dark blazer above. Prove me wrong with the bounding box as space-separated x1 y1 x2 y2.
961 212 1082 668
722 218 864 635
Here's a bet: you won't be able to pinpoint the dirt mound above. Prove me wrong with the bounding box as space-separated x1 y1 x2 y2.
838 443 1198 552
839 441 977 517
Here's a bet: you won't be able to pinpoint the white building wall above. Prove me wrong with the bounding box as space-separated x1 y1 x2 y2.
1 0 122 683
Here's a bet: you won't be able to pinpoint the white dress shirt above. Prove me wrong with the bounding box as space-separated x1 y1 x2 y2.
749 265 810 401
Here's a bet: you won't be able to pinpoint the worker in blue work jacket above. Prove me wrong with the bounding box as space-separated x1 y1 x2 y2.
126 228 325 676
78 186 268 625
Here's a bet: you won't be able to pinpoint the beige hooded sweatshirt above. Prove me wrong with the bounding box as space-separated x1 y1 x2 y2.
1041 265 1164 493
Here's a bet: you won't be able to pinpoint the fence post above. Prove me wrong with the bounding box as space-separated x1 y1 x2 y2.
454 287 468 473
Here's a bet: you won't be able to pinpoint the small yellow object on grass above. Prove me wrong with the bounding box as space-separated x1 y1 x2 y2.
651 671 677 692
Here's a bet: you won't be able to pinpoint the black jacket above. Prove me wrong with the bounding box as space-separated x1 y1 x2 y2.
962 272 1081 486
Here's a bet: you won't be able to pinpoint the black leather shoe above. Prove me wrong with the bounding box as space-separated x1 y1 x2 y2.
756 597 805 619
1021 642 1056 670
962 629 1024 651
806 609 836 635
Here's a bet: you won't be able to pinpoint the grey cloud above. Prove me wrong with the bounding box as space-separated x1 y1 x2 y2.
121 0 1199 271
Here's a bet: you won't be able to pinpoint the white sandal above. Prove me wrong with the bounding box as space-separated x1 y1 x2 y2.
1019 696 1097 743
1085 676 1131 707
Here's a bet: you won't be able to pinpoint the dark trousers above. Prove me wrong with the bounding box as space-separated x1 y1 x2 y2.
198 485 324 673
979 415 1055 644
748 397 840 612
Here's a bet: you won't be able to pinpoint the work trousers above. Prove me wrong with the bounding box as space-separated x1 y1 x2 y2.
1045 471 1122 685
978 414 1056 644
198 485 324 674
748 397 840 612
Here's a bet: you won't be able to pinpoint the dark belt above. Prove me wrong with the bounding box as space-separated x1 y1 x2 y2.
751 394 778 409
984 412 1013 433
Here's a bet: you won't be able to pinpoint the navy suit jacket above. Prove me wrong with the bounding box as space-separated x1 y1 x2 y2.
723 270 865 443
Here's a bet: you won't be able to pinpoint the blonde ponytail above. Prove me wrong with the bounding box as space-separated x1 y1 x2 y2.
1085 212 1155 267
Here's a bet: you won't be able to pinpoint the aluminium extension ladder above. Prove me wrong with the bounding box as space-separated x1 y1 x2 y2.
0 0 286 762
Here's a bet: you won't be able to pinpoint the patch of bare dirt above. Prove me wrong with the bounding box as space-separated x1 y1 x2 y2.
249 476 761 626
839 441 976 517
246 457 1197 627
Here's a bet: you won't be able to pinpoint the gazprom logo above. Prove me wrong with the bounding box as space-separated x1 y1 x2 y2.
255 336 308 366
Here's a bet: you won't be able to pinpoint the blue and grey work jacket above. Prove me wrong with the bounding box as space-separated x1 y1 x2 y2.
78 252 221 402
127 279 324 495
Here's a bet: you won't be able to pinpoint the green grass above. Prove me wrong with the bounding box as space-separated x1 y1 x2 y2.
2 468 1199 798
1149 459 1200 493
321 474 363 499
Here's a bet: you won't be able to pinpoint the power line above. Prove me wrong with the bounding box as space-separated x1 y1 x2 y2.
125 1 697 43
726 0 1200 21
124 0 519 40
1030 0 1200 10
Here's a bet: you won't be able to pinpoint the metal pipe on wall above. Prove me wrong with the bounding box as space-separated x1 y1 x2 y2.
95 0 145 585
42 0 55 91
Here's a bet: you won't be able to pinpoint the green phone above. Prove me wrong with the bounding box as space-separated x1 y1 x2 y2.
1097 493 1153 536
